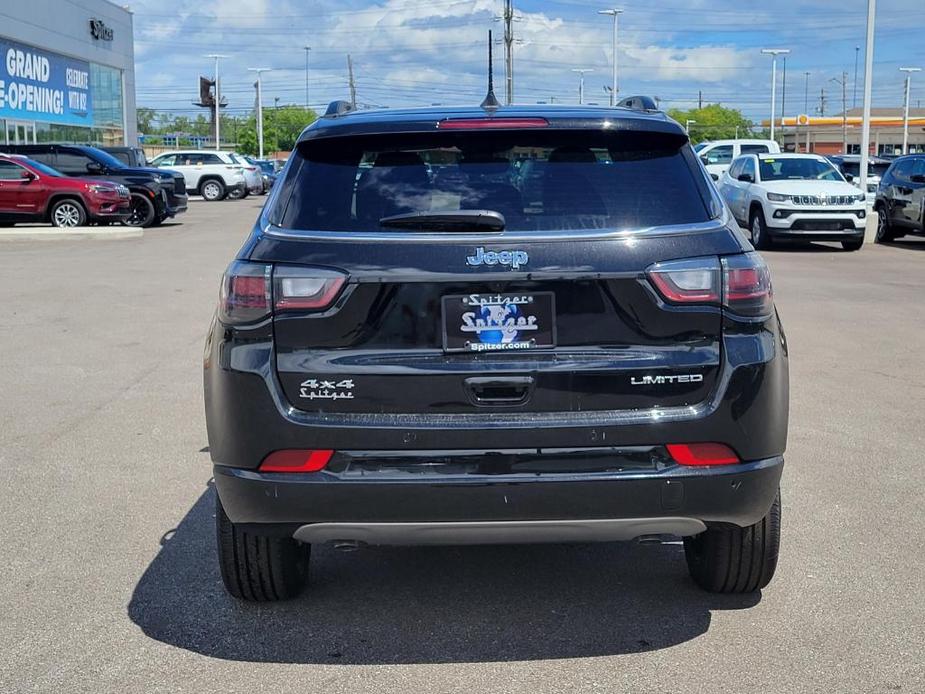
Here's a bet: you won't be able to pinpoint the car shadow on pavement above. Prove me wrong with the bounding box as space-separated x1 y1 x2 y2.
883 238 925 251
128 481 761 665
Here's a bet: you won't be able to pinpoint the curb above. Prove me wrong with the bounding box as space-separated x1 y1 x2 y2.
0 226 144 242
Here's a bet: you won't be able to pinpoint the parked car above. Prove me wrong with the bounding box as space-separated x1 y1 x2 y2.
695 139 781 179
826 154 891 197
148 150 247 201
4 144 187 227
205 99 789 601
719 153 866 251
247 157 278 191
230 154 264 196
873 154 925 242
0 153 130 227
101 146 148 168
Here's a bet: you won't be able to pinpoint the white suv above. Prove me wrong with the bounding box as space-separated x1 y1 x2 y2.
149 150 247 201
719 153 867 251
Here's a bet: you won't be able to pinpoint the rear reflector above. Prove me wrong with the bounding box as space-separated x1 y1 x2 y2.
666 443 740 466
438 117 549 130
647 257 721 304
259 449 334 473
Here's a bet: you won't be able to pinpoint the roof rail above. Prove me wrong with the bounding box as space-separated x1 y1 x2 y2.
616 95 659 111
324 100 355 118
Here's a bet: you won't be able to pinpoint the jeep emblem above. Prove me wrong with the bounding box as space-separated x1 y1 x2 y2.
466 246 529 270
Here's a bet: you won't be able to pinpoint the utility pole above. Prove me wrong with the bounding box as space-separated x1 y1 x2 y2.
572 68 594 105
804 71 810 113
780 56 787 127
598 8 623 107
761 48 790 142
831 72 848 153
900 67 922 154
698 89 703 109
205 54 228 150
818 88 827 116
248 68 271 159
858 0 876 190
347 54 357 109
304 46 311 109
503 0 515 104
853 46 860 109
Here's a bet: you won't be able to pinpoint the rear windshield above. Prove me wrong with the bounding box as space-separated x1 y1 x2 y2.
275 130 713 232
759 157 842 182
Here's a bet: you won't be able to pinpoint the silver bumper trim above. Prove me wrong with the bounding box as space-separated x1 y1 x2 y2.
292 517 707 546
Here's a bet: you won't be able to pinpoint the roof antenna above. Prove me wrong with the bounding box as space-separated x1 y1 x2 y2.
480 30 500 111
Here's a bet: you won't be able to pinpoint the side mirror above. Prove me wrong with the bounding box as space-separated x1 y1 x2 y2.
844 173 854 183
86 161 103 174
710 173 719 181
911 174 925 183
700 155 710 166
738 173 754 183
20 170 36 181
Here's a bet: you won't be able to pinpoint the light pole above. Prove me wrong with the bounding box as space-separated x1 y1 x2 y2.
761 48 790 142
248 68 271 159
900 67 922 155
686 119 696 135
303 46 311 109
858 0 876 187
853 46 860 109
206 54 229 150
598 8 623 107
572 68 594 105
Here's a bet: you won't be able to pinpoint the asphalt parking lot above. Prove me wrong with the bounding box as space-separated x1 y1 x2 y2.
1 199 923 693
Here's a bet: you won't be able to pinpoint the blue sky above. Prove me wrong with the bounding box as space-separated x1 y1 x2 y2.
130 0 925 123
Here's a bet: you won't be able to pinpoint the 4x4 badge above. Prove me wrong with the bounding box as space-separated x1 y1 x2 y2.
466 246 529 270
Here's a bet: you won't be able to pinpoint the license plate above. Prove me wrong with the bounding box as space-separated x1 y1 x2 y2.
441 292 556 353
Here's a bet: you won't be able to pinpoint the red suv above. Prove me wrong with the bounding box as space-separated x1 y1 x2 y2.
0 154 131 228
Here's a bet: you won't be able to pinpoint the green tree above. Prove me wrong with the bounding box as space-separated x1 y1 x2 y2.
264 105 318 152
667 104 753 144
137 107 158 134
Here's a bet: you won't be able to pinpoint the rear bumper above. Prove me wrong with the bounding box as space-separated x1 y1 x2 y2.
214 455 784 538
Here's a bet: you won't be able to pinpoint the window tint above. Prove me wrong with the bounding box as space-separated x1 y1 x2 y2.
758 157 841 182
727 159 743 179
740 144 770 155
54 152 95 174
911 158 925 177
892 160 913 181
277 130 711 232
0 160 25 180
703 145 733 165
153 154 176 167
742 158 757 180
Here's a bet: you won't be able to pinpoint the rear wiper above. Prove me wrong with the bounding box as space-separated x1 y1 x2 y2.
379 210 505 232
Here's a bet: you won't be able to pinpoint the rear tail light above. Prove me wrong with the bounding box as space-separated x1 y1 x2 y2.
666 443 740 466
647 257 721 304
218 264 347 324
259 449 334 473
647 253 772 318
219 261 271 324
274 267 346 311
722 252 773 317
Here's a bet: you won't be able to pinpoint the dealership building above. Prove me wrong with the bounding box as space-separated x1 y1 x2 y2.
0 1 136 148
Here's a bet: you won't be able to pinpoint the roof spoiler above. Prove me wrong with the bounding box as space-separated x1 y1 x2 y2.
616 95 659 111
324 100 355 118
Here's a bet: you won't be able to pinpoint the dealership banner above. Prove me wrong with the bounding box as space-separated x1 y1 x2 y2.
0 38 93 126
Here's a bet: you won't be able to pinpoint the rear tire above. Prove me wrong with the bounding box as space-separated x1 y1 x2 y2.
200 179 226 201
227 187 247 200
684 489 781 593
215 492 310 601
875 206 897 243
50 199 87 228
842 238 864 251
750 209 773 250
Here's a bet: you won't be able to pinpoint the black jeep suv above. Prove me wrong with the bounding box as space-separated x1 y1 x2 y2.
874 154 925 242
4 144 187 227
205 101 789 601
